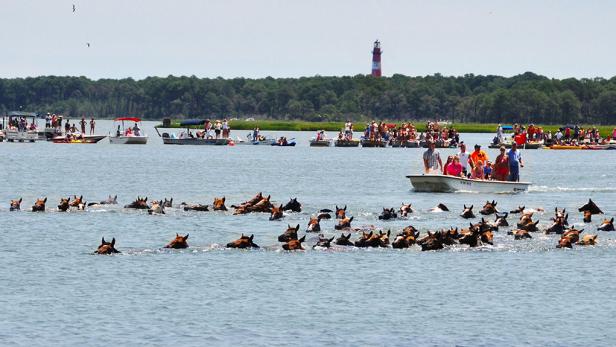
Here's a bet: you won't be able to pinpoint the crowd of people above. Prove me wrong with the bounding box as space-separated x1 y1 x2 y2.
423 142 524 182
5 116 37 132
495 123 616 146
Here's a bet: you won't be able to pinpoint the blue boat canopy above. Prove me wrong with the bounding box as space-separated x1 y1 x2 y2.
501 125 513 130
179 119 206 126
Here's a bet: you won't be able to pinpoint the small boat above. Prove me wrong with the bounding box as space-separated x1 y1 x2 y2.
407 174 531 193
334 139 360 147
2 112 39 142
235 134 276 145
361 138 387 148
310 138 333 147
271 141 296 147
109 117 148 144
52 135 107 144
390 140 420 148
160 119 231 145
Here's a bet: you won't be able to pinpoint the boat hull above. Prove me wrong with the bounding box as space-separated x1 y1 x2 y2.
390 140 419 148
489 141 544 149
310 140 332 147
361 139 387 148
109 136 148 144
407 174 531 193
52 135 107 144
334 139 360 147
163 138 230 145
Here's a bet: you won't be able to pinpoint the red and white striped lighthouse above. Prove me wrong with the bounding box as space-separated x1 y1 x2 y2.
371 40 382 77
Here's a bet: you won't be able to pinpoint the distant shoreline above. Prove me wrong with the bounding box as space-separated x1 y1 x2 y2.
154 120 616 134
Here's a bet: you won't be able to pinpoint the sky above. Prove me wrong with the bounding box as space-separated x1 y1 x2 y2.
1 0 615 80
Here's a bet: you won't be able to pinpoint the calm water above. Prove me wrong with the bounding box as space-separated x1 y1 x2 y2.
1 121 616 346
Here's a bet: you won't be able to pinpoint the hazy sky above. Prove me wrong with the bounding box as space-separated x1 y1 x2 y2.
1 0 614 80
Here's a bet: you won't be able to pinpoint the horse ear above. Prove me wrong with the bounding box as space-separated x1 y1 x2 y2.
80 195 83 200
344 205 347 211
470 205 473 209
299 235 306 243
111 238 116 246
611 218 614 223
349 216 354 222
250 234 254 241
19 198 22 203
183 234 189 240
295 224 300 231
176 233 179 237
102 237 105 244
387 230 391 237
329 236 335 242
336 205 339 211
464 204 467 209
222 197 225 203
346 233 351 239
44 197 47 202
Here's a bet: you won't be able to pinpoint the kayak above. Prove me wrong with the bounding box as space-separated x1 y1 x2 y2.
270 142 296 147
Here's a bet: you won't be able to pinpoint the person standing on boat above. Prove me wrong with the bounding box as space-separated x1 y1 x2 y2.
507 142 524 182
492 146 509 181
470 144 489 167
222 118 229 138
133 122 141 136
344 121 353 140
457 142 473 177
90 117 95 134
423 141 443 174
496 124 504 143
80 117 86 135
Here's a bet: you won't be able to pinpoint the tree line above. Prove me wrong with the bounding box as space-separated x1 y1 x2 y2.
0 72 615 124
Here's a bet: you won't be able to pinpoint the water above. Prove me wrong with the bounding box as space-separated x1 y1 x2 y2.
1 120 616 346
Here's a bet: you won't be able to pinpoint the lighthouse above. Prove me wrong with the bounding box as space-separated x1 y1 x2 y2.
371 40 382 77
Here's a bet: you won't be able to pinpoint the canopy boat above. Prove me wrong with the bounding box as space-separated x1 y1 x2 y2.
160 119 231 145
109 117 148 144
334 139 360 147
52 134 107 144
390 139 420 148
310 138 333 147
407 174 531 193
549 143 616 150
361 138 387 148
2 112 39 142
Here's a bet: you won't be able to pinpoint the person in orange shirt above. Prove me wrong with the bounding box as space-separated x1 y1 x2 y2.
470 144 489 166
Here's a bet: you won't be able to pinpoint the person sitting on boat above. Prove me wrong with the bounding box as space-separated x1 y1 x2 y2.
337 131 344 140
133 122 141 136
422 141 443 174
470 144 488 167
116 125 121 137
70 124 77 134
125 127 133 136
222 118 230 138
443 155 453 175
507 142 524 182
471 161 485 180
492 146 509 181
446 156 464 177
484 161 493 180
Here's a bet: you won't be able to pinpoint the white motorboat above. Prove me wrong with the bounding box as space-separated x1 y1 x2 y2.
407 174 531 193
2 112 39 142
109 117 148 144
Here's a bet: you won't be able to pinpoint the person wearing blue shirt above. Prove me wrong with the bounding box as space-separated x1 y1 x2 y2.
507 142 524 182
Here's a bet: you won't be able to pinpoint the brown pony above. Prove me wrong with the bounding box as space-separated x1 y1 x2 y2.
577 234 598 246
480 200 498 215
278 224 300 242
392 226 420 249
313 235 335 249
282 235 305 251
399 203 413 217
509 205 525 214
58 197 71 212
213 197 228 211
69 195 83 207
306 216 322 232
148 200 165 215
334 216 354 230
232 192 263 209
32 197 47 212
597 218 615 231
226 234 259 249
95 237 120 254
249 195 273 213
10 198 22 211
269 204 284 221
335 205 347 219
125 196 149 209
460 204 475 219
164 233 189 249
416 231 444 251
508 229 532 240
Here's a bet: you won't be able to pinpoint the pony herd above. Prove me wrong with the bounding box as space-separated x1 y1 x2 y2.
5 193 613 254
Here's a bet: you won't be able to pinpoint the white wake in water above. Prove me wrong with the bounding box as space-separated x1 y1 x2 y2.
529 185 616 193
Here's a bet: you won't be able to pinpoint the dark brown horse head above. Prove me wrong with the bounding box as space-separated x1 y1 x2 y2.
213 197 227 211
509 205 525 214
164 233 189 249
578 199 603 215
250 195 272 212
354 231 374 248
32 197 47 212
556 236 573 249
314 235 335 249
460 204 475 219
562 228 583 244
480 200 498 215
269 204 284 221
378 207 397 220
480 230 494 245
58 197 71 212
69 195 83 207
9 198 22 211
494 212 509 227
278 224 300 242
96 237 120 254
162 198 173 208
597 218 615 231
245 192 263 206
334 216 354 230
436 203 449 212
508 229 532 240
282 235 305 251
125 196 149 209
417 231 444 251
226 234 259 249
335 205 347 219
307 216 322 232
282 198 301 212
335 233 354 246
